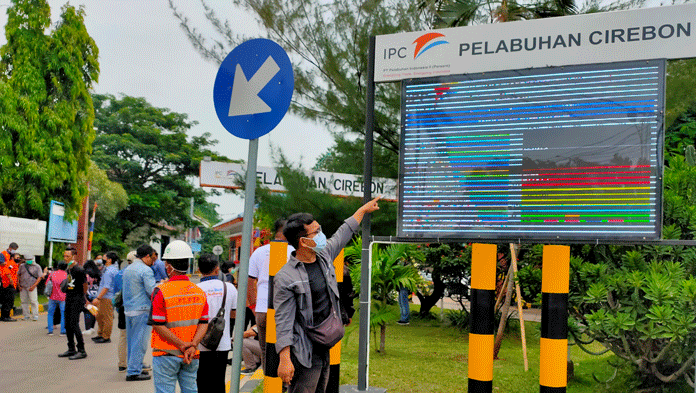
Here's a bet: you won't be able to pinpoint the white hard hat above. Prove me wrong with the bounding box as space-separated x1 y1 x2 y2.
162 240 193 260
126 251 137 262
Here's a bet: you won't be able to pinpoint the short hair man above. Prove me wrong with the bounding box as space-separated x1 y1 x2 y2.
91 251 119 343
58 247 89 360
275 197 380 393
95 254 104 270
149 240 209 393
18 255 42 321
0 242 19 322
247 218 293 372
151 251 167 283
123 244 157 381
113 251 132 372
196 253 237 392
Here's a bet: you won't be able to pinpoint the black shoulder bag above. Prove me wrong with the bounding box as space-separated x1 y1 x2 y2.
200 281 227 350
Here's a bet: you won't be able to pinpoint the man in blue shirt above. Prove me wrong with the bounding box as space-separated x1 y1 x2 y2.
123 244 157 381
151 251 167 283
91 251 120 343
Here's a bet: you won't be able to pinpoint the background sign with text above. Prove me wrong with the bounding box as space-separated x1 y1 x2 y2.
200 161 397 201
375 4 696 82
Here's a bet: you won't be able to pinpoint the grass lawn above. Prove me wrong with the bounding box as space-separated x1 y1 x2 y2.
13 293 48 307
251 304 692 392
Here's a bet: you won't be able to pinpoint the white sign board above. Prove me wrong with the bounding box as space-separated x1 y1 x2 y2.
0 216 47 257
200 161 398 201
375 4 696 82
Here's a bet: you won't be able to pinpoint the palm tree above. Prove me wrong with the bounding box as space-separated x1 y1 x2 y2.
421 0 642 28
345 237 423 353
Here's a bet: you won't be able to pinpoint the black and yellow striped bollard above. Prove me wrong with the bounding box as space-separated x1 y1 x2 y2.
539 245 570 393
264 240 287 393
327 249 345 393
468 243 497 393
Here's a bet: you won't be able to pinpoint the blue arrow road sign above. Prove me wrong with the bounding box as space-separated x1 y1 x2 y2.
213 39 294 140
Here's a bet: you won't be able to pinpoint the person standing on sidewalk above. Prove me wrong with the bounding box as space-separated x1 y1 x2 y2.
59 247 88 360
123 244 157 381
149 240 209 393
45 262 67 336
151 251 167 283
18 255 42 321
248 218 293 373
275 197 381 393
0 242 19 322
114 251 135 372
196 253 237 393
91 251 119 343
396 286 411 325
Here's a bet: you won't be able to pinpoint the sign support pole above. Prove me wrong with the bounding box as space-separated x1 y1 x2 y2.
48 242 53 269
230 137 259 393
358 35 376 391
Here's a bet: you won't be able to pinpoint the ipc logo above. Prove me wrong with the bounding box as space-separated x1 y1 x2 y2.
383 33 448 60
413 33 448 59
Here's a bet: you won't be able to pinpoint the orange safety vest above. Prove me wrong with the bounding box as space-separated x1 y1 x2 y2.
150 280 207 358
0 250 17 289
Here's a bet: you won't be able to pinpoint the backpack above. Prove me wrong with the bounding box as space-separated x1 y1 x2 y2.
44 273 53 296
200 282 227 350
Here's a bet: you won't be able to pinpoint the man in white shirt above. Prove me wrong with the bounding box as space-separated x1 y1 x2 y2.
247 219 293 372
196 253 237 393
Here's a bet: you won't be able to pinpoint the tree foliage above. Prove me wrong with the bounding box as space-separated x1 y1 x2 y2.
0 0 99 220
255 156 398 237
346 236 423 353
91 93 229 244
565 148 696 389
666 59 696 129
170 0 429 161
86 161 128 221
416 243 472 317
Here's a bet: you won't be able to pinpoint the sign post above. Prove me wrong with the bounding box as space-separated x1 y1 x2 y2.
212 245 223 256
47 201 79 268
213 38 293 393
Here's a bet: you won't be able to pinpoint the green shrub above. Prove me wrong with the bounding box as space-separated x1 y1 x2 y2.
445 309 469 330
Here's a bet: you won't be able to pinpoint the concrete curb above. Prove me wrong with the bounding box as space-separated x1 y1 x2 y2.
9 303 48 317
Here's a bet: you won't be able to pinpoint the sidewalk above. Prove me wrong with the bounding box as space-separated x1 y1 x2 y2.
412 296 542 322
0 313 260 393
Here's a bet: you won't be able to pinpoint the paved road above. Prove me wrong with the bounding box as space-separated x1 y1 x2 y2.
412 296 542 322
0 314 262 393
0 316 159 393
0 295 538 393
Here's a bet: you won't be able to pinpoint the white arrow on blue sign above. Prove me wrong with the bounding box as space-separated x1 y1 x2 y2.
213 38 294 140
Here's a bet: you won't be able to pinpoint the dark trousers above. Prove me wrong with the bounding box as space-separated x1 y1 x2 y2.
257 312 267 371
289 348 330 393
0 285 14 319
65 298 85 352
83 308 95 330
197 350 229 393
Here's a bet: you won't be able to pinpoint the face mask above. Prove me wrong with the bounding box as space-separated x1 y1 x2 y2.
306 232 327 253
26 260 33 264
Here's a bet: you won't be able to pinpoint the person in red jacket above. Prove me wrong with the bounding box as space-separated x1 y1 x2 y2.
0 242 19 322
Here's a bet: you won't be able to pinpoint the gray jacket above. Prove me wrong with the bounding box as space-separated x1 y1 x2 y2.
274 217 359 368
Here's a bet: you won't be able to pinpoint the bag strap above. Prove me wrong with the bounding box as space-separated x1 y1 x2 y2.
211 280 227 320
27 266 39 280
220 280 227 318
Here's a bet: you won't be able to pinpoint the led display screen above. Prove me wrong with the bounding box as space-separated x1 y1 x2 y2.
398 60 664 241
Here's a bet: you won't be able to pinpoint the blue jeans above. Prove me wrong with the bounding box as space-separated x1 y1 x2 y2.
398 287 411 322
126 313 150 376
153 356 199 393
47 299 66 334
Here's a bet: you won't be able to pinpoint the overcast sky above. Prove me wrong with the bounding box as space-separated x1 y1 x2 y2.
0 0 337 222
